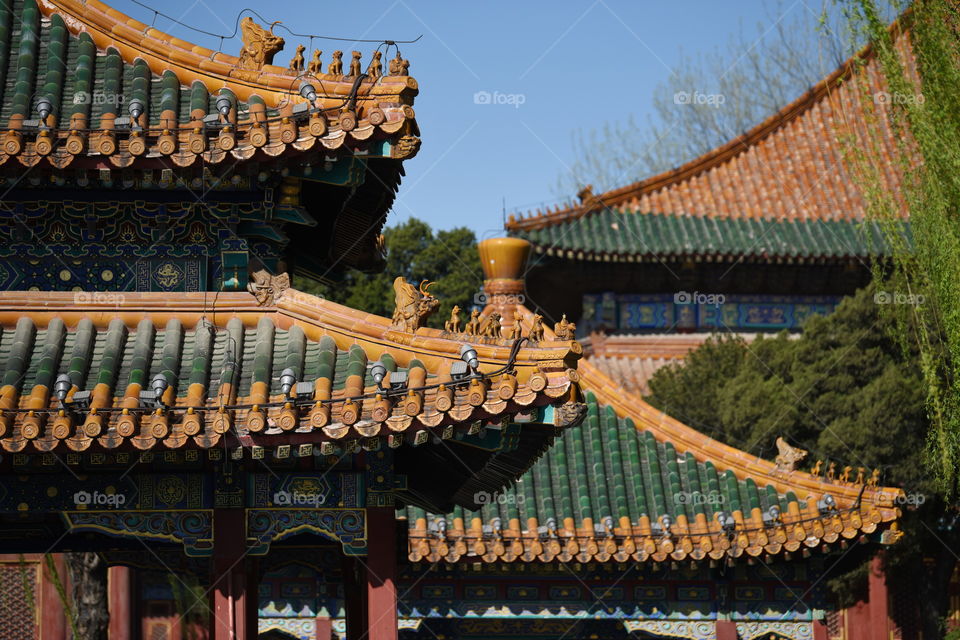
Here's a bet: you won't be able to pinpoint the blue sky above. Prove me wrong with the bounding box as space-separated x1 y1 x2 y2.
120 0 817 236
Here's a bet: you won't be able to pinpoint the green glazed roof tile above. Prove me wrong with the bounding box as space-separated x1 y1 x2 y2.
513 208 909 261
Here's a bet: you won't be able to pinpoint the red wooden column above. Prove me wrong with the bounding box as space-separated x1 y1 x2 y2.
342 555 367 640
40 554 68 640
107 565 133 640
365 507 398 640
211 509 250 640
715 620 738 640
869 553 890 640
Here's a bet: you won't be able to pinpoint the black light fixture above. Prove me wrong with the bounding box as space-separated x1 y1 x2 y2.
460 344 479 370
763 504 781 527
299 80 318 103
36 96 52 123
215 93 233 118
452 345 480 381
280 368 297 397
128 98 145 123
717 510 736 536
817 494 837 514
370 360 387 390
660 514 673 538
54 374 72 405
150 373 168 408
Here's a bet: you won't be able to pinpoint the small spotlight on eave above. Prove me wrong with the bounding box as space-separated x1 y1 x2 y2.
54 374 71 404
36 96 52 123
215 94 232 117
370 360 387 390
151 373 167 399
128 98 145 121
299 80 318 103
817 494 837 514
459 344 479 371
280 368 297 397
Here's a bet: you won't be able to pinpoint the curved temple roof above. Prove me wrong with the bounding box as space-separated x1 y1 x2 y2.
505 22 913 257
405 298 903 564
0 290 581 456
0 0 419 170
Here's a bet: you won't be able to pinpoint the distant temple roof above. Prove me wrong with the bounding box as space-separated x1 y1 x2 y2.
513 211 898 264
405 240 904 564
0 0 419 170
506 23 913 257
584 333 726 396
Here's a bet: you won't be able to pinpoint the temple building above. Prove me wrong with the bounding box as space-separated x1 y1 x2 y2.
0 1 584 639
503 17 918 639
504 24 912 391
0 1 907 639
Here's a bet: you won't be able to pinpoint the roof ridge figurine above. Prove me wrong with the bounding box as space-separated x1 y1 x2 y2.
238 17 285 71
391 277 439 333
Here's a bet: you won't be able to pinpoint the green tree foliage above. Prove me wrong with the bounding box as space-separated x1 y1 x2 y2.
841 0 960 497
645 286 956 636
298 218 483 328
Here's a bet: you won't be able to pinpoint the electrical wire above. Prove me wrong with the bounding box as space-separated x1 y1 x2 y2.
125 0 422 46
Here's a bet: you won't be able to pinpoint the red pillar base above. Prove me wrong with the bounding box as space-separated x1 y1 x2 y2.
366 507 398 640
813 620 829 640
107 565 133 640
869 553 890 640
716 620 738 640
211 509 250 640
315 616 333 640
